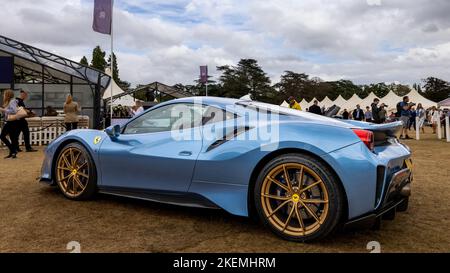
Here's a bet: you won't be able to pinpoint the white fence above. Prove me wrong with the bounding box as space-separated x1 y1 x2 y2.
1 116 89 146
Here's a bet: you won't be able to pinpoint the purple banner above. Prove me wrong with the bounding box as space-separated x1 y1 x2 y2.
93 0 112 35
200 65 208 84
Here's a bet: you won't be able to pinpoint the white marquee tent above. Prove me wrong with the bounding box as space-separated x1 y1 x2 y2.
438 98 450 107
299 99 309 110
320 96 334 109
359 92 380 109
339 93 363 112
333 95 346 107
278 88 438 113
280 100 289 108
405 89 438 109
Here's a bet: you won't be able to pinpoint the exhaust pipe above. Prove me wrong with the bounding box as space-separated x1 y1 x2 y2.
400 184 411 197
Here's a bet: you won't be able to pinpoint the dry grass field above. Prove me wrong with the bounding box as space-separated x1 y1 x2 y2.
0 128 449 253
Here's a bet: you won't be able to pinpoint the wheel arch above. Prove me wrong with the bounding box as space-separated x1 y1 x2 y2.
247 148 349 222
51 139 96 183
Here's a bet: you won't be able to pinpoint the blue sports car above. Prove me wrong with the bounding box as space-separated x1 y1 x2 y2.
40 97 413 242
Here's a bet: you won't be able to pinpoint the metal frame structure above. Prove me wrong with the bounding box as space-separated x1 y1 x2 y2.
112 81 192 101
0 35 111 129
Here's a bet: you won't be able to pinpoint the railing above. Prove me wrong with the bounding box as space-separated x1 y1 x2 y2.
1 116 89 146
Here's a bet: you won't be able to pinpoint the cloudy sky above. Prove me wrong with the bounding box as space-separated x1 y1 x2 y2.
1 0 449 87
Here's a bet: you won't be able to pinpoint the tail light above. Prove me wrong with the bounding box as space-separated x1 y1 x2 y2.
352 129 374 151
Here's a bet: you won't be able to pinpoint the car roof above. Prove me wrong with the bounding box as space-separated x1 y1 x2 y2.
165 96 243 108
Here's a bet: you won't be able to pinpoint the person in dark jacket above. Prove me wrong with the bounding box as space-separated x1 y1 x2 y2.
352 105 364 121
308 100 322 115
15 90 37 152
342 109 350 120
371 98 381 124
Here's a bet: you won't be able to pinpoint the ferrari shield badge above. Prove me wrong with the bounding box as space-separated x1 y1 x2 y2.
94 136 102 145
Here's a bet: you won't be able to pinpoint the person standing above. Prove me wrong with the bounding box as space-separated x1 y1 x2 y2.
408 106 417 131
352 105 364 121
378 104 387 123
371 98 381 124
430 106 438 134
399 96 412 139
342 109 350 120
416 103 426 134
63 94 79 131
308 100 322 115
15 90 37 152
130 100 145 117
0 90 20 159
365 106 373 122
287 96 302 111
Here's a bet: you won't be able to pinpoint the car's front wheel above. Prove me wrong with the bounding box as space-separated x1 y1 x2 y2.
54 143 97 200
254 154 345 242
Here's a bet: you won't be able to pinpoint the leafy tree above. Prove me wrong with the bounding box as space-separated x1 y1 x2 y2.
422 77 450 102
79 56 89 66
362 83 390 98
91 46 107 71
274 71 310 103
217 59 275 101
330 80 362 100
390 83 411 96
107 53 131 91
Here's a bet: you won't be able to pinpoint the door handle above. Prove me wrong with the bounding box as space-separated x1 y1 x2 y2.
179 151 193 156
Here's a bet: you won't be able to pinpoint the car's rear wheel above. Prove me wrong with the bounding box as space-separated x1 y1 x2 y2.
254 154 344 242
55 143 97 200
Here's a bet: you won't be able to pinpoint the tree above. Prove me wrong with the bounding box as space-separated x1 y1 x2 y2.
91 46 107 71
217 59 275 101
422 77 450 102
107 52 131 91
79 56 89 66
362 83 390 98
107 53 120 83
274 71 310 103
390 83 411 97
330 80 362 100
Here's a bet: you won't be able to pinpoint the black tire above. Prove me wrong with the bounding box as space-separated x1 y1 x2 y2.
396 198 409 212
54 142 97 200
254 153 345 242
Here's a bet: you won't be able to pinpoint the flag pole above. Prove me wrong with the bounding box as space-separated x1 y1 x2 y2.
110 0 114 122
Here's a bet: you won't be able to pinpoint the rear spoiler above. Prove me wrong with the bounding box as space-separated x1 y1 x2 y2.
361 121 403 136
341 120 403 136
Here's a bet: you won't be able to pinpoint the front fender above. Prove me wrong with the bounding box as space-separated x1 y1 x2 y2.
40 129 108 184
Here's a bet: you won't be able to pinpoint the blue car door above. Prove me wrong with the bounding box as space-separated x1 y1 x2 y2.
98 103 204 192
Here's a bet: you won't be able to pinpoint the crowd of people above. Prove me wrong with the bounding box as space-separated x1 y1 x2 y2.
112 100 145 118
0 89 80 159
288 95 449 140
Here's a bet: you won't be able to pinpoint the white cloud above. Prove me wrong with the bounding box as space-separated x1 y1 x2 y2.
0 0 449 87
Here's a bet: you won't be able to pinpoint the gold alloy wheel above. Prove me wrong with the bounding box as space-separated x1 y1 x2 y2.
261 163 329 237
56 147 90 198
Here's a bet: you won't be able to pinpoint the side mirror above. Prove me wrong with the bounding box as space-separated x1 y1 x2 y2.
105 124 121 139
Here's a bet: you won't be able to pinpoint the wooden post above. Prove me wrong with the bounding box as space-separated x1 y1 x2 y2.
437 111 442 140
446 115 450 143
415 116 420 140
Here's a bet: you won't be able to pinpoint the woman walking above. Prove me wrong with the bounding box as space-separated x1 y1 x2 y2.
0 90 20 159
416 103 426 134
63 95 79 131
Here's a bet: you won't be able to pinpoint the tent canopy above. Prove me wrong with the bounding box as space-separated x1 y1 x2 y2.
405 89 438 109
438 97 450 107
339 93 363 112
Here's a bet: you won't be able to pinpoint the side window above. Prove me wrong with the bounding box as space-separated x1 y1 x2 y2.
123 103 204 134
202 106 236 125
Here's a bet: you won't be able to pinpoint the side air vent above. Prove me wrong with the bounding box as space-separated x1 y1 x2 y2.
206 126 251 152
375 166 386 206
